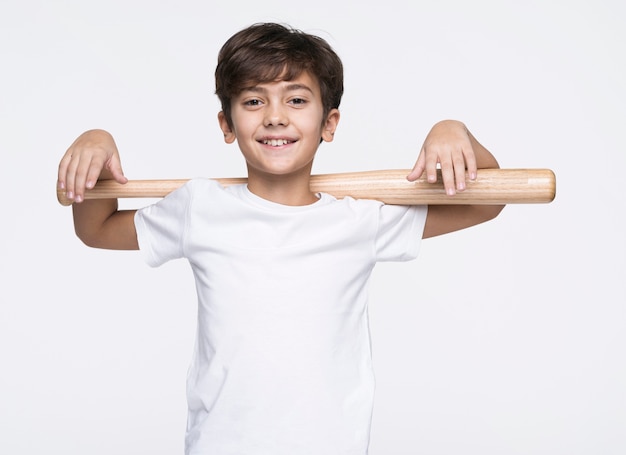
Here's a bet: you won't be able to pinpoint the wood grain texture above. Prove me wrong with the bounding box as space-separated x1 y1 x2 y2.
57 168 556 206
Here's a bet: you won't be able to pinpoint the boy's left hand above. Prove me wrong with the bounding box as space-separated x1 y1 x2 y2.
406 119 478 196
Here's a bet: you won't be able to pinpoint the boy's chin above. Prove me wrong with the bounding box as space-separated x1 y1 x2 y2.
246 161 315 179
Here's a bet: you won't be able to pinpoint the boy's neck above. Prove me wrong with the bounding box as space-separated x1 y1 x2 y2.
246 166 318 206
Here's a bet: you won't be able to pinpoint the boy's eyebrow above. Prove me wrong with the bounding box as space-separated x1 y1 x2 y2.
242 83 315 95
284 83 314 94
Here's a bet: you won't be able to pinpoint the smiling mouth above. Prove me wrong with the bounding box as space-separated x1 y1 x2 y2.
261 139 294 147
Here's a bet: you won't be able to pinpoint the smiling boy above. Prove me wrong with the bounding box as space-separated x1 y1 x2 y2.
58 23 503 455
218 70 337 206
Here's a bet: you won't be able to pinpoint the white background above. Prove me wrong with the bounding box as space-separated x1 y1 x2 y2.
1 1 624 454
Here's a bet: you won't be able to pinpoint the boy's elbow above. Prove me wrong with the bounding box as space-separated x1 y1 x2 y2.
73 221 111 249
484 204 506 223
74 226 102 249
424 204 506 238
465 204 506 231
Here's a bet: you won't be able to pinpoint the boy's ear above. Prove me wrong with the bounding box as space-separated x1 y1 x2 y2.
218 111 236 144
321 109 340 142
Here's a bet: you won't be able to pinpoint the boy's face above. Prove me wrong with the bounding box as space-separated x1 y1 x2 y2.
218 71 339 181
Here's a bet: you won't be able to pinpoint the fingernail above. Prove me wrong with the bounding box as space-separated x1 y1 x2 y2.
75 195 82 203
447 188 455 196
58 181 65 190
67 191 74 199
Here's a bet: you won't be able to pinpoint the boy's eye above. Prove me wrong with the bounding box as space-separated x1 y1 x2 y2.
243 99 262 106
289 98 307 105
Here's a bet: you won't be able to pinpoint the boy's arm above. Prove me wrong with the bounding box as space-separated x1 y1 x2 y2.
57 129 139 250
407 120 505 239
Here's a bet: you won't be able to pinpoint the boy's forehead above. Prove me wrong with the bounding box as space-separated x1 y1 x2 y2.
242 70 321 93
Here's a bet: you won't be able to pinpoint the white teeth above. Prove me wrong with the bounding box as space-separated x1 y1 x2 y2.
263 139 290 146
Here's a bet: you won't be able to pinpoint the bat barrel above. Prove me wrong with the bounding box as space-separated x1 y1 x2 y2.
316 168 556 205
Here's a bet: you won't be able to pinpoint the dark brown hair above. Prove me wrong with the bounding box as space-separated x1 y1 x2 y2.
215 23 344 127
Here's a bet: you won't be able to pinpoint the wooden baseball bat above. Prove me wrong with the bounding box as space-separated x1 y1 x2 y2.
56 168 556 206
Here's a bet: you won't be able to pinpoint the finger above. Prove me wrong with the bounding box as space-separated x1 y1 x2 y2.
107 156 128 185
81 151 121 198
423 148 440 184
57 149 74 190
453 154 467 191
439 159 457 196
84 156 106 191
83 150 111 190
72 154 95 203
406 149 426 181
464 148 478 181
63 153 80 202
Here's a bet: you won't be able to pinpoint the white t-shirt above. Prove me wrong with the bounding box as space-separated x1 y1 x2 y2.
134 179 427 455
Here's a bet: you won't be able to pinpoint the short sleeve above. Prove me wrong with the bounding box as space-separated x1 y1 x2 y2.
134 182 192 267
374 204 428 262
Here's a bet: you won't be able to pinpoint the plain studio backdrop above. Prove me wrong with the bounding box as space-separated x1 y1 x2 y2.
1 1 624 454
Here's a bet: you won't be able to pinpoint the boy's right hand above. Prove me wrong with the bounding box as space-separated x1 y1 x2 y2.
57 129 128 203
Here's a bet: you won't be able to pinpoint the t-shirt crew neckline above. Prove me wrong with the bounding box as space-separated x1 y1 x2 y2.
238 184 332 212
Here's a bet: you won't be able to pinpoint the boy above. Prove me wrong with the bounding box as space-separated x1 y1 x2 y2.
58 23 503 455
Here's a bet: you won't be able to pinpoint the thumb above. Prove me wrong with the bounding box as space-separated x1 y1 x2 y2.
406 152 426 182
107 155 128 184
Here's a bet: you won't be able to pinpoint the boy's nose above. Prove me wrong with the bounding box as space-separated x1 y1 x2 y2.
264 105 289 127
